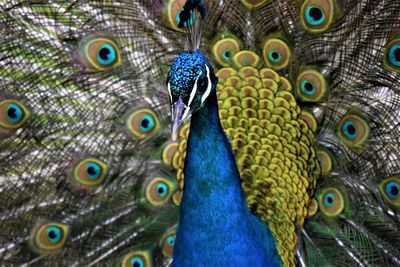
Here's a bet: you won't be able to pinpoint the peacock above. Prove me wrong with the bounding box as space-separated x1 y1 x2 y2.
0 0 400 266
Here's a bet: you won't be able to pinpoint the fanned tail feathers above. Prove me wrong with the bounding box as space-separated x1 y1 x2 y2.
0 0 400 266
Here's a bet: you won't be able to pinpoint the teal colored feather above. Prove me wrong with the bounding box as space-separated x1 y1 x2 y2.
0 0 400 266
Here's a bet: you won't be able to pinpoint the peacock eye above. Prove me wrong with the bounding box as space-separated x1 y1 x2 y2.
389 44 400 67
130 257 144 267
0 100 30 129
211 37 240 66
47 226 63 243
318 187 344 216
316 146 335 176
156 182 169 198
262 37 291 70
126 108 160 139
139 114 155 133
97 43 117 66
384 39 400 72
337 112 369 148
268 50 282 62
296 69 327 102
196 76 208 94
300 80 316 95
80 37 121 71
121 251 152 267
159 228 177 257
167 236 175 246
379 177 400 206
73 158 108 187
164 0 196 31
341 120 357 140
305 6 325 26
30 222 69 254
323 193 335 207
162 143 179 167
145 177 177 207
300 0 335 33
386 182 399 200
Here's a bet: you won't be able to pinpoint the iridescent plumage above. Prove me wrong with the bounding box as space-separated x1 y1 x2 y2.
0 0 400 266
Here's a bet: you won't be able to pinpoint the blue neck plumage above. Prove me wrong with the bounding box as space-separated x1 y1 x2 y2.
172 90 281 267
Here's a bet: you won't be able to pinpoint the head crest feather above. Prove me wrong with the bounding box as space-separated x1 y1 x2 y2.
178 0 207 52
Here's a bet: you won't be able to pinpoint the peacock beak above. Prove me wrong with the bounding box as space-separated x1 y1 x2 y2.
171 97 192 141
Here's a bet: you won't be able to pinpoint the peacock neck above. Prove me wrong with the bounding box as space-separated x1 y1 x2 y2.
172 90 281 267
182 90 246 204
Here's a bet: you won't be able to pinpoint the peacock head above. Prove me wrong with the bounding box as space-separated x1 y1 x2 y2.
167 50 218 141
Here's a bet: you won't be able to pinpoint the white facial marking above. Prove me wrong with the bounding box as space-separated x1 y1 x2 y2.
181 105 191 121
187 71 202 107
167 83 173 103
201 65 212 104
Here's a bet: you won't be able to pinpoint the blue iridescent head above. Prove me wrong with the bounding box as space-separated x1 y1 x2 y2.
167 50 218 140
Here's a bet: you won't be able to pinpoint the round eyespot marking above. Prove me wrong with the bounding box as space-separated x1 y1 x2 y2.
263 38 291 70
316 146 335 176
130 257 144 267
379 177 400 206
30 222 69 254
140 114 155 133
337 113 369 148
212 37 241 66
156 182 169 198
384 39 400 72
323 193 334 207
318 187 344 216
159 228 176 257
305 6 325 26
97 43 116 65
46 226 62 244
300 0 335 33
73 158 108 187
162 143 179 167
0 100 30 129
301 80 316 95
386 182 399 199
121 251 152 267
81 37 121 71
223 49 233 61
7 103 23 123
145 177 176 207
176 8 195 27
389 44 400 67
232 50 261 68
269 50 281 62
296 69 327 102
342 120 356 140
300 109 319 133
126 109 160 139
164 0 195 31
